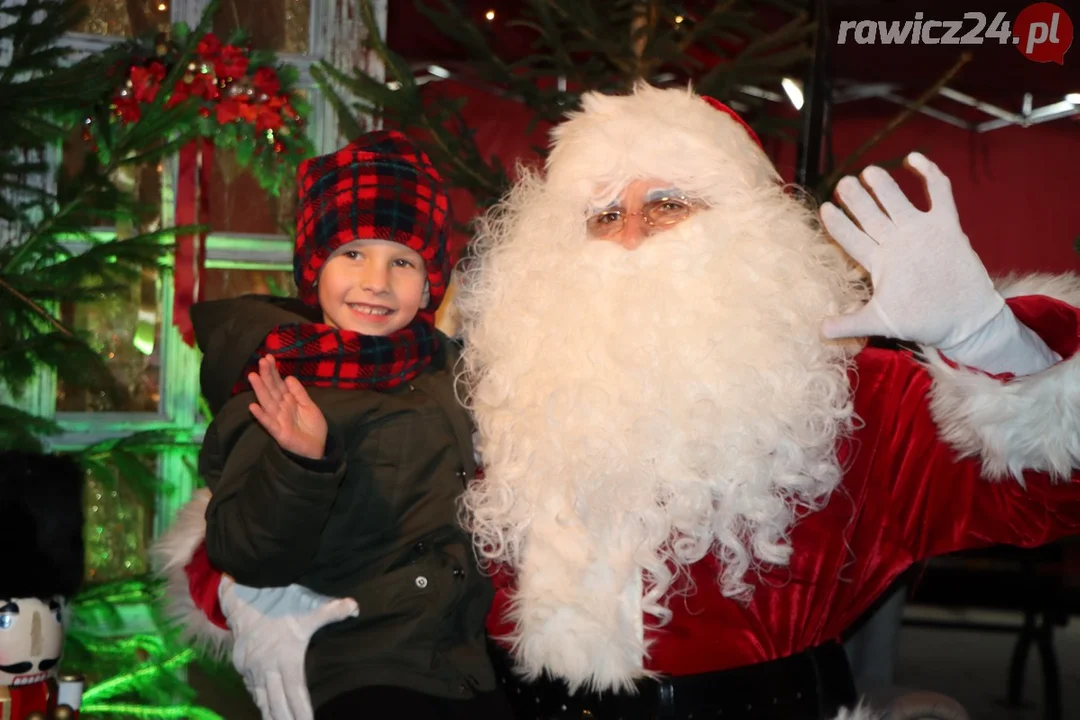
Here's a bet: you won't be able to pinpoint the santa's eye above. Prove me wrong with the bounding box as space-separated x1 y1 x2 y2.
0 614 14 630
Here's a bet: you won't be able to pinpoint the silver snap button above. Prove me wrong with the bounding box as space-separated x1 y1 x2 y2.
415 575 428 589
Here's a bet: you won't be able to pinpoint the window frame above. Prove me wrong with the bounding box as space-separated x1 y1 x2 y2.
28 0 387 543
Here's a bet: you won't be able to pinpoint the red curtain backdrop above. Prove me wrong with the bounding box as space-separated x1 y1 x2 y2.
773 110 1080 277
426 79 1080 277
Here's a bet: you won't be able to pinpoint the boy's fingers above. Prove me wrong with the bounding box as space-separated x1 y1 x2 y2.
249 372 277 412
249 402 278 435
285 376 315 407
267 356 285 392
260 358 285 403
281 392 299 416
271 356 289 395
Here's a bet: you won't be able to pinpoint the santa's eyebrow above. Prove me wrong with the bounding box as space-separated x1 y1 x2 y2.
588 198 621 212
643 187 683 202
0 601 19 613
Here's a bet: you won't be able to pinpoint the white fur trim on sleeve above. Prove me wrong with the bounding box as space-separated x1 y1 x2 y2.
925 273 1080 482
149 488 233 660
996 271 1080 306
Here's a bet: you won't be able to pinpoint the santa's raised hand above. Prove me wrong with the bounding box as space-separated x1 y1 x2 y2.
819 153 1006 351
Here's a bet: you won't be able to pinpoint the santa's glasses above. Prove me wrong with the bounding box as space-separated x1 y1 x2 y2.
585 195 706 239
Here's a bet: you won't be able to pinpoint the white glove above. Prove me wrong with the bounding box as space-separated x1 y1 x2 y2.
819 152 1003 348
219 576 359 720
820 153 1059 376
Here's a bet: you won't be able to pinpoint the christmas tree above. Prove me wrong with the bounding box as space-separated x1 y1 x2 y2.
312 0 815 220
0 1 282 716
0 0 189 450
312 0 966 227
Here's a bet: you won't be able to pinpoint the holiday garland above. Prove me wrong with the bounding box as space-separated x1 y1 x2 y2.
88 24 312 197
81 20 316 345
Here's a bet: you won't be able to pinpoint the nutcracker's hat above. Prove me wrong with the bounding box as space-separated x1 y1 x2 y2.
0 451 85 600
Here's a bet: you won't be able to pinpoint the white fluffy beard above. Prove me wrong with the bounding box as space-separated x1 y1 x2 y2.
457 171 867 691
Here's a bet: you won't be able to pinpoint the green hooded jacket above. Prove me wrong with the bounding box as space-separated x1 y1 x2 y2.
191 294 496 709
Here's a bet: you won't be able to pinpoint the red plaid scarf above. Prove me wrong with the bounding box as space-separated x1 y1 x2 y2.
231 316 439 396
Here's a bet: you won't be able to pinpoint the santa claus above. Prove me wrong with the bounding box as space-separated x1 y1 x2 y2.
156 83 1080 720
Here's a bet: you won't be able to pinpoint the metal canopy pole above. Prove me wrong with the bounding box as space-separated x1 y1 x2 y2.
795 0 831 191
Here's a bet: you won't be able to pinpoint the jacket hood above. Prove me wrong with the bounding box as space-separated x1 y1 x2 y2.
191 294 321 416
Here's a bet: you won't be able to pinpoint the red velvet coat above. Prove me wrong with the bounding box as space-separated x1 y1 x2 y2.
483 293 1080 678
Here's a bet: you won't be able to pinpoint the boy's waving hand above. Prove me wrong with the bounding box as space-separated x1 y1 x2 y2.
248 355 328 460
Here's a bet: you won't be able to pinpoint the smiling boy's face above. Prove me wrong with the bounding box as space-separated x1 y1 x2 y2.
0 596 65 687
316 239 428 336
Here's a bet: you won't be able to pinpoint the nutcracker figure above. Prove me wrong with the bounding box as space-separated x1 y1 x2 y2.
0 451 86 720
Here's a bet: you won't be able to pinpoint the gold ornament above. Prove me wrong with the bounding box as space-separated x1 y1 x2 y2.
55 706 75 720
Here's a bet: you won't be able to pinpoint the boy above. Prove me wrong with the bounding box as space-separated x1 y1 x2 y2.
189 131 511 719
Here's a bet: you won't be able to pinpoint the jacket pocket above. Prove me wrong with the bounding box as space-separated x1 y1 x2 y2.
366 557 454 668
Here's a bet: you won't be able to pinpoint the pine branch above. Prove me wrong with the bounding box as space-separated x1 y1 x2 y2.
314 0 815 239
818 53 973 196
0 405 62 451
0 0 213 451
539 0 637 79
340 0 510 201
0 275 74 337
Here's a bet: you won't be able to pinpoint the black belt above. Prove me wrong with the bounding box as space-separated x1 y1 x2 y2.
490 641 857 720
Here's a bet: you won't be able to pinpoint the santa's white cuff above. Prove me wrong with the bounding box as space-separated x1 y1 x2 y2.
150 488 234 659
936 304 1061 377
923 273 1080 482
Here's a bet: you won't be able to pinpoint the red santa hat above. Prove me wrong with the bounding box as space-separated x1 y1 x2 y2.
544 82 779 206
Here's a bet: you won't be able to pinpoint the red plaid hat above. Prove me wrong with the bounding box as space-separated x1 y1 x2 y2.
294 130 451 312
